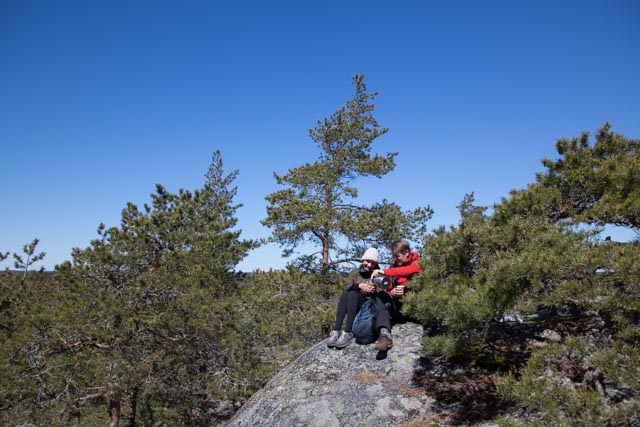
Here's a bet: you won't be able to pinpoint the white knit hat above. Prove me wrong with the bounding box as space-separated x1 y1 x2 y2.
361 247 379 263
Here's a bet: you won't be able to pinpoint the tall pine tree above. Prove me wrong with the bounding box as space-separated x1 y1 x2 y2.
262 74 431 272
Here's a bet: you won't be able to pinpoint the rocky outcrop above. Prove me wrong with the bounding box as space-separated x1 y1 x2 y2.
225 307 634 426
225 322 440 427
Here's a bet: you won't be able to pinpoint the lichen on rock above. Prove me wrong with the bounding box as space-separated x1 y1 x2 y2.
225 322 438 427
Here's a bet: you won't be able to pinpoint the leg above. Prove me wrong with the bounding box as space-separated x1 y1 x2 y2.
374 291 395 333
333 290 350 331
374 292 395 351
327 290 351 348
333 290 364 349
344 290 365 333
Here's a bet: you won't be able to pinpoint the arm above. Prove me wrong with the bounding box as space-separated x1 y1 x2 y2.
383 260 422 278
345 268 360 291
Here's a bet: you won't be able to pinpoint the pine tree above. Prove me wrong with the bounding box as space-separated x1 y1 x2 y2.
262 74 431 272
1 151 258 425
538 122 640 230
403 124 640 425
12 238 46 282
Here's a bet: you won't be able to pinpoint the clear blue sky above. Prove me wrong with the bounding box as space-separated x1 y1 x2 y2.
1 0 638 272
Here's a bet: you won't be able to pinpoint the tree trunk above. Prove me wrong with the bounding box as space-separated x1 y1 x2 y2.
107 394 120 427
322 243 330 273
128 386 139 427
321 229 330 273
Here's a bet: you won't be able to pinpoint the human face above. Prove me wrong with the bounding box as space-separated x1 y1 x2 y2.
393 250 411 265
362 259 377 271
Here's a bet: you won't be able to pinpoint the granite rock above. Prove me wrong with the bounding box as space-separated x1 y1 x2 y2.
225 322 439 427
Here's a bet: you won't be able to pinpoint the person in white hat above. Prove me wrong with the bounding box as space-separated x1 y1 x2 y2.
326 247 379 349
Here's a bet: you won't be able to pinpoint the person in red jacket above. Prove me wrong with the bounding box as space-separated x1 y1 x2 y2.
371 239 422 351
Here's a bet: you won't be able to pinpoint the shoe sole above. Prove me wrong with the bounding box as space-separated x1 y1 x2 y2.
375 344 393 351
334 338 354 349
374 339 393 351
326 334 340 348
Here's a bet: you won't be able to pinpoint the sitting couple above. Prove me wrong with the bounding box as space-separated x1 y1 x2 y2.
326 239 421 351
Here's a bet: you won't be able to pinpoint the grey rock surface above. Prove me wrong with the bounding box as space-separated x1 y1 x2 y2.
225 322 440 427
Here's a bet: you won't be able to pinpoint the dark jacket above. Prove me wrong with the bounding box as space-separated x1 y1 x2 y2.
343 264 378 291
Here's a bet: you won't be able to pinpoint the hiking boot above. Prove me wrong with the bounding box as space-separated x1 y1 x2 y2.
374 335 393 351
334 331 354 349
326 330 340 348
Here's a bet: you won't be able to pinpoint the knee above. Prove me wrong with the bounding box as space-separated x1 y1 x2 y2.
347 291 362 302
338 291 350 302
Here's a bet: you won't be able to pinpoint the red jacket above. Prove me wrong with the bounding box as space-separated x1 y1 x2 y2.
383 251 421 288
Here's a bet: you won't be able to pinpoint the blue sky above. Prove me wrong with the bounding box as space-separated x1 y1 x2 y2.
1 0 639 272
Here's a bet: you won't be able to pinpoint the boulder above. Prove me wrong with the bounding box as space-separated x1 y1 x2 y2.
225 322 438 426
